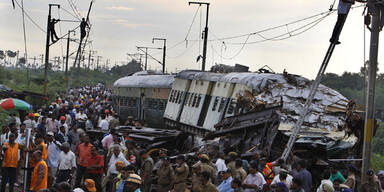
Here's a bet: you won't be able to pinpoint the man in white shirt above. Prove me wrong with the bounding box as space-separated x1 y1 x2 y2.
216 151 227 173
23 113 36 129
46 132 62 186
271 169 293 189
108 145 129 175
98 114 109 131
243 162 266 192
76 109 88 129
57 143 77 183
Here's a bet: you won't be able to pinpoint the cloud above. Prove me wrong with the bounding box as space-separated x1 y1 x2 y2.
106 6 134 11
114 19 151 29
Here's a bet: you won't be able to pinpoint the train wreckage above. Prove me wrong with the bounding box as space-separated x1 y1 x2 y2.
111 69 367 171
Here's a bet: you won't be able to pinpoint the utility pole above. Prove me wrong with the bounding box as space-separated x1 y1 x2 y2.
362 0 380 182
96 56 101 71
40 54 44 67
43 4 60 95
65 30 75 91
137 46 162 71
152 38 166 73
189 1 209 71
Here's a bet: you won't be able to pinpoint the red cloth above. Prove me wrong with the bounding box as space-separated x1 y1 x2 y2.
87 154 104 174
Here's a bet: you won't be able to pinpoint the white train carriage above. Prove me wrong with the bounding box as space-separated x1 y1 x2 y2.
164 70 240 134
113 71 174 127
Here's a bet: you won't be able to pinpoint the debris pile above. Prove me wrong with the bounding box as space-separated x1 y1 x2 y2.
220 72 350 131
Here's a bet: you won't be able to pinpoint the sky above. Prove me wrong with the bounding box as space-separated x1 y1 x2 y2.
0 0 377 79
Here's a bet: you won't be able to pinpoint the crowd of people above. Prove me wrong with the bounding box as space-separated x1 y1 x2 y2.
0 84 383 192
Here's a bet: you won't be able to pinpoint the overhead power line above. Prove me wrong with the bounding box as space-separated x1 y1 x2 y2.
13 0 46 33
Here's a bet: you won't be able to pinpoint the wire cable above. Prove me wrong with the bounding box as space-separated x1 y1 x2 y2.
168 41 198 59
13 0 46 33
60 6 82 21
185 5 201 41
20 0 28 67
212 10 333 60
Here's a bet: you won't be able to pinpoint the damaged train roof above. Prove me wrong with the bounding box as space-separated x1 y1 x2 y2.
113 71 175 88
177 70 349 130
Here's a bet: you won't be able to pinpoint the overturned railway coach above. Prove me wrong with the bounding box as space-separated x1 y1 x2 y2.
164 70 349 135
112 72 174 127
113 70 348 135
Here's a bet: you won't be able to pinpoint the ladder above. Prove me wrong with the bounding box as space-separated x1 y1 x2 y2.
281 12 349 161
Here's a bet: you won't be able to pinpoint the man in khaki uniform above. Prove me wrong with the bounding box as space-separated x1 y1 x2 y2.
157 157 174 192
200 154 216 184
191 163 203 192
201 172 218 192
234 158 247 182
173 155 189 192
140 150 154 192
227 152 238 178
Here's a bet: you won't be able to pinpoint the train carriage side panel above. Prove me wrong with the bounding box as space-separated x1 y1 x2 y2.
203 82 235 130
179 79 212 127
118 87 141 121
143 87 170 127
164 78 191 121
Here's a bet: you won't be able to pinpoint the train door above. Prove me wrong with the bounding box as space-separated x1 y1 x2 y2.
197 82 215 127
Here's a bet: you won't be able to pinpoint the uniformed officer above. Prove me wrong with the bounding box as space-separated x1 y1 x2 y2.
201 172 218 192
173 155 189 192
200 154 216 184
227 152 238 178
234 158 247 182
156 157 174 192
140 150 154 192
191 163 203 192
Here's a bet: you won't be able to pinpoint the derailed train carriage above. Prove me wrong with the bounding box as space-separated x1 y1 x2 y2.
163 70 350 136
112 71 174 127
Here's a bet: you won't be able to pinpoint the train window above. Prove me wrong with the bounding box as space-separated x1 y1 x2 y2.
201 81 204 85
218 98 226 112
212 97 219 111
172 91 177 103
189 93 194 106
196 94 202 108
177 91 183 104
224 83 227 88
175 91 180 103
169 90 174 102
217 83 220 87
192 94 198 107
227 99 236 114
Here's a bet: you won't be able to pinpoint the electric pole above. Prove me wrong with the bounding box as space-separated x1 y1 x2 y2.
137 46 162 71
152 38 166 73
65 30 75 91
189 1 209 71
362 0 380 182
43 4 60 95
